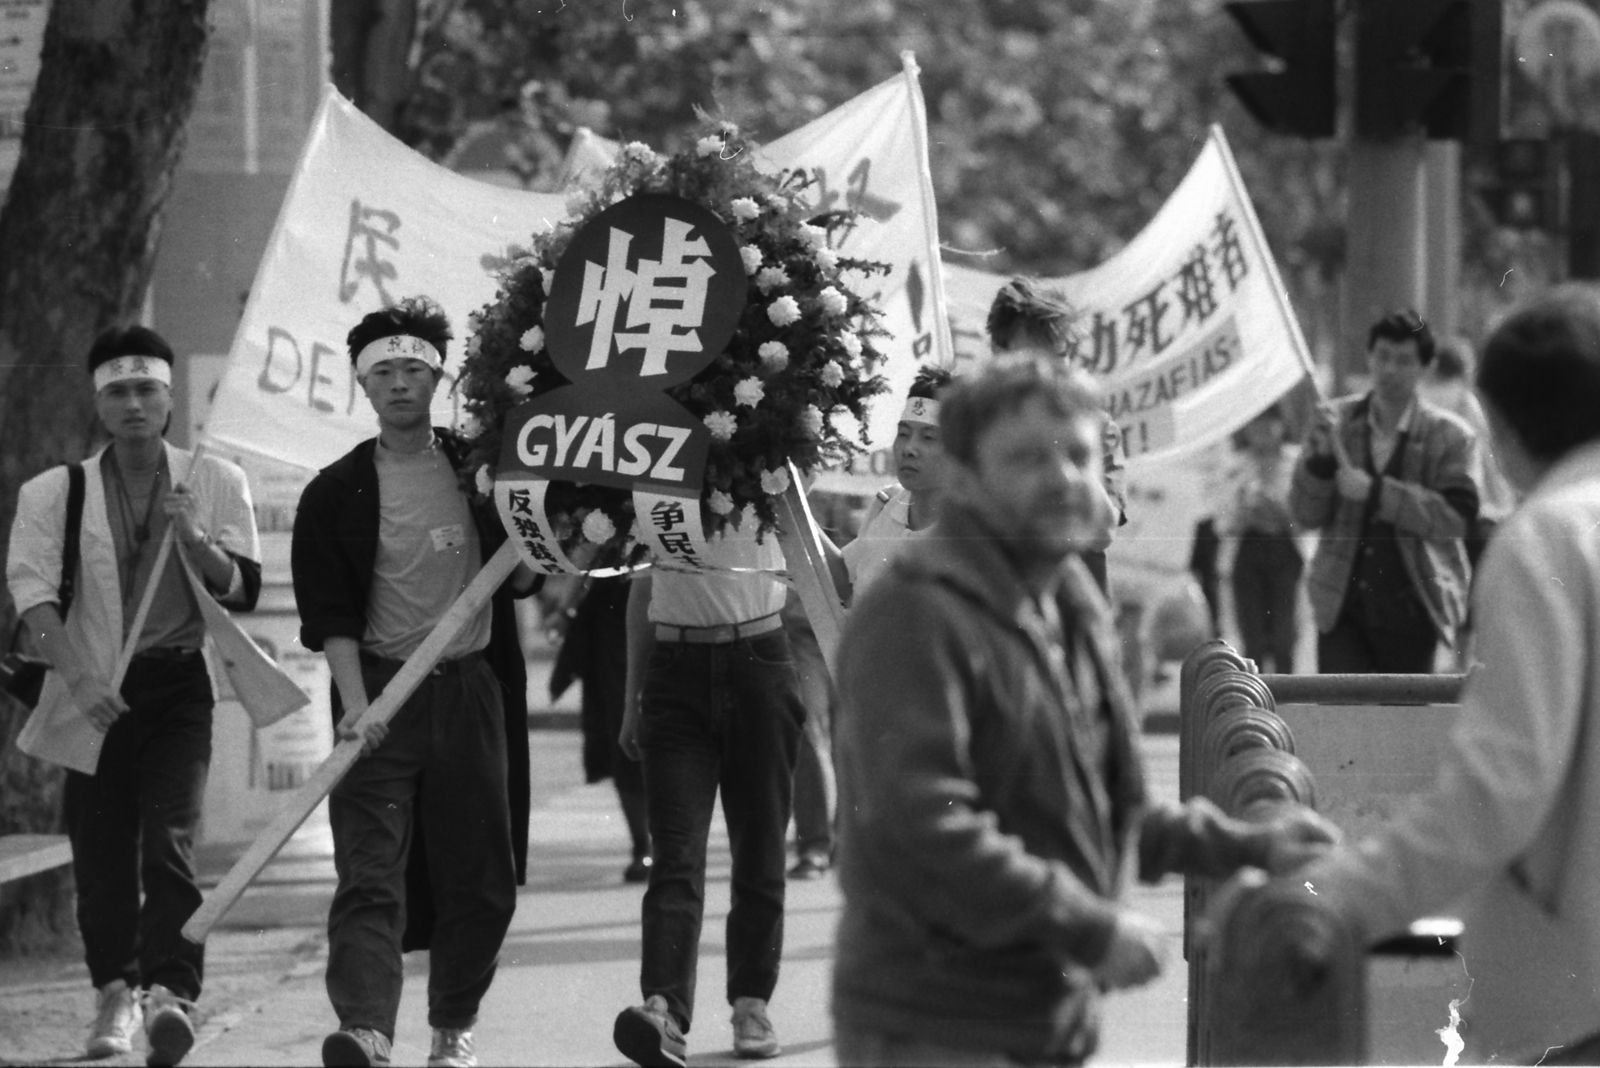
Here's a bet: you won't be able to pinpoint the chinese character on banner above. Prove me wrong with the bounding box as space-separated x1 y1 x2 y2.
338 199 402 305
650 499 687 532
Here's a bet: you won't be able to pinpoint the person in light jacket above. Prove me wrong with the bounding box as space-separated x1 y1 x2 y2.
1302 285 1600 1064
6 326 264 1067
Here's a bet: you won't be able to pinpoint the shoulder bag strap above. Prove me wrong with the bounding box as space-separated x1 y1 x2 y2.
58 462 84 618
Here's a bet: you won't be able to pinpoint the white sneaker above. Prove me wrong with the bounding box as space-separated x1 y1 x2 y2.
85 979 142 1058
142 983 196 1067
428 1026 478 1067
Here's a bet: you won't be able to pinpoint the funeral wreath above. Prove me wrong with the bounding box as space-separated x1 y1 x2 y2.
457 119 890 571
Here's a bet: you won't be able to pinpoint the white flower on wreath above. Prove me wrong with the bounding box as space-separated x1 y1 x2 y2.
466 335 483 358
758 341 789 371
505 365 536 396
730 197 761 222
519 326 545 353
475 465 494 497
734 377 766 408
830 406 863 442
740 245 763 275
820 361 844 388
696 134 724 157
814 246 840 272
621 141 657 165
708 490 735 516
703 410 738 441
797 223 828 249
582 509 617 544
818 286 848 317
839 330 863 360
564 189 592 218
760 467 792 496
798 404 825 438
767 295 802 327
756 266 789 293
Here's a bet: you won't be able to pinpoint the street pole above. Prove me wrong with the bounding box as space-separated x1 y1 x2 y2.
1425 140 1461 340
1341 134 1429 391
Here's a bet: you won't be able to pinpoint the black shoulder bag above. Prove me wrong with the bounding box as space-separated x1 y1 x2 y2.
1 463 85 708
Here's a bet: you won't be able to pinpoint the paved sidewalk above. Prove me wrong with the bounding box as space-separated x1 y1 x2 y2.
0 731 1187 1067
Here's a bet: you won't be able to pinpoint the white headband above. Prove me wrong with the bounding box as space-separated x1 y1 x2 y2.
355 334 444 377
94 355 172 392
900 396 940 426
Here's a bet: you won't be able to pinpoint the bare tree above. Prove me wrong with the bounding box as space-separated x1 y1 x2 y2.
0 0 212 952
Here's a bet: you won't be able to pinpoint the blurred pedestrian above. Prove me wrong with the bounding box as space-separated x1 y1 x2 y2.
1221 404 1303 673
547 574 651 883
832 356 1339 1066
1291 309 1480 673
1420 334 1516 571
1301 284 1600 1063
292 298 539 1068
985 277 1127 595
6 326 265 1067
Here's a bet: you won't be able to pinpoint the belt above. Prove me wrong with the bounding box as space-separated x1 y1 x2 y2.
131 647 203 663
360 650 485 677
653 613 783 645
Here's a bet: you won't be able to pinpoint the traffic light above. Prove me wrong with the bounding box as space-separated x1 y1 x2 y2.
1355 0 1500 141
1482 139 1552 230
1223 0 1336 139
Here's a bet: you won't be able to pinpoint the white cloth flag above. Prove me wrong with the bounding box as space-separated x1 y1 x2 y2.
202 89 569 472
941 125 1313 468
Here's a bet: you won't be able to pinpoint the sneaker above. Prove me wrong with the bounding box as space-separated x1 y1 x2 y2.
86 979 142 1058
321 1027 393 1067
428 1027 477 1067
731 996 780 1060
613 995 687 1067
786 851 831 880
142 984 196 1067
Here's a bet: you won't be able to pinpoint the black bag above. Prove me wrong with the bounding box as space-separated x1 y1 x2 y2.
1 464 85 709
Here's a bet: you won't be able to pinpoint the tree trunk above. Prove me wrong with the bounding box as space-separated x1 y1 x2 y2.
0 0 211 954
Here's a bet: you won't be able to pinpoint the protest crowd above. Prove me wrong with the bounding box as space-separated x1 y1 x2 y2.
7 14 1600 1068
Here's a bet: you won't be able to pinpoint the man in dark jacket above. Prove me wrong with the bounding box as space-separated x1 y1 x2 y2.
832 356 1337 1066
291 298 537 1068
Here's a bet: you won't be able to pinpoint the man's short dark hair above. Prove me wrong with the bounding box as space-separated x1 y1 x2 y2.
1367 308 1435 366
907 365 954 401
986 278 1080 357
941 356 1101 467
86 325 174 373
1432 335 1473 381
346 296 453 366
1478 284 1600 463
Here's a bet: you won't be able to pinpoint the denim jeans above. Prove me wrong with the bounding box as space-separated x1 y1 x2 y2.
63 654 213 1001
325 654 515 1037
637 631 804 1031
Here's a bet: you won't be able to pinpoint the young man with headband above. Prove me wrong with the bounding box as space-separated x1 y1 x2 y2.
290 298 538 1068
6 326 265 1066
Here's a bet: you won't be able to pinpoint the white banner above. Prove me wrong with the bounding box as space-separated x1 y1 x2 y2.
201 89 569 472
934 126 1312 470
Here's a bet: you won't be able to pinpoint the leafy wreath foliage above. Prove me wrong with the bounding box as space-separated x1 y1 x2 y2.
456 119 890 567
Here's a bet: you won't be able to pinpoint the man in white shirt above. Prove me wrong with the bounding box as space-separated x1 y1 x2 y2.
612 520 804 1067
6 325 263 1067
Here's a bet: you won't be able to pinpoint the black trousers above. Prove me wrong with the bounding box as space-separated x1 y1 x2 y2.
325 653 516 1037
1232 532 1303 674
1317 609 1438 674
63 653 213 1000
637 631 804 1031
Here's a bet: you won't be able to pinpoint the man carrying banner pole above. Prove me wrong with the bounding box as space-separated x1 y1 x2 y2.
290 299 539 1068
6 326 275 1067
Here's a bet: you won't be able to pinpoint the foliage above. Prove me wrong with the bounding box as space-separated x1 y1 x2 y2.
456 119 889 567
402 0 1550 372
